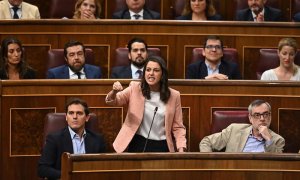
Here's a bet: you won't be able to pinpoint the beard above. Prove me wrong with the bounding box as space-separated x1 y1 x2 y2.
68 63 84 73
131 58 146 68
250 5 262 15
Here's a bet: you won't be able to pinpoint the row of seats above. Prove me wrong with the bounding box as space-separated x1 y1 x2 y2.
46 48 300 79
48 0 300 20
43 111 248 151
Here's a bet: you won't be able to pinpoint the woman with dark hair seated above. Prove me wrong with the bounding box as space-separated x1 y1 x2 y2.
176 0 222 20
73 0 101 19
0 37 36 79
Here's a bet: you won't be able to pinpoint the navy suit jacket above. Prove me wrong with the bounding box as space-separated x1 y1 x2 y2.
112 8 160 19
176 13 222 20
294 12 300 22
186 59 241 79
111 65 132 79
236 6 283 21
38 127 106 180
47 64 102 79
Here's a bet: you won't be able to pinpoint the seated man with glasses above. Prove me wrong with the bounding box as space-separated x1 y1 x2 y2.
199 99 285 152
186 35 241 80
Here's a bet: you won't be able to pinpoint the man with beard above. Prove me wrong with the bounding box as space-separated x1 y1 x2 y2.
236 0 283 22
199 99 285 153
47 40 102 79
111 38 148 79
112 0 160 20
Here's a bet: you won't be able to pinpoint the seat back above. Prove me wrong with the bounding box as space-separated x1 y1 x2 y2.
111 0 161 16
49 0 76 18
42 112 99 146
257 49 300 79
112 47 161 67
191 48 238 64
211 110 249 134
47 48 95 70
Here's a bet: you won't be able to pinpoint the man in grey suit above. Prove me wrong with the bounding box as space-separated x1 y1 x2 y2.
111 38 148 79
0 0 40 19
112 0 160 20
199 99 285 153
47 40 102 79
236 0 283 22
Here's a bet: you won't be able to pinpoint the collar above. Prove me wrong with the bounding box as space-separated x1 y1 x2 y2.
131 63 143 73
249 128 264 141
68 67 85 76
129 9 144 19
251 8 265 21
204 60 221 71
68 126 86 139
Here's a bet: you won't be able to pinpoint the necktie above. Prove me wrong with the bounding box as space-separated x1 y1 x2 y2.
133 14 141 20
12 6 19 19
137 70 143 79
75 72 81 79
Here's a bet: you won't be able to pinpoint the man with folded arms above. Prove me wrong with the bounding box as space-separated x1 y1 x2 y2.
200 99 285 152
0 0 40 19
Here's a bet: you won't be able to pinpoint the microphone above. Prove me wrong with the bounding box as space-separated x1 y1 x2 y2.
143 107 158 152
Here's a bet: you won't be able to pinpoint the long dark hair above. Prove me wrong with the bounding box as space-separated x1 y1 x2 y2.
0 37 32 79
141 56 170 103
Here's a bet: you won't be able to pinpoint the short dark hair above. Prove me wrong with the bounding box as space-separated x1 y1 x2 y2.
248 99 271 115
63 40 85 58
203 35 223 50
141 56 170 103
127 37 148 52
65 98 90 115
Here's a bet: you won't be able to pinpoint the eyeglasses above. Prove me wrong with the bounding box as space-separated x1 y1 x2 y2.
205 45 222 51
251 112 271 119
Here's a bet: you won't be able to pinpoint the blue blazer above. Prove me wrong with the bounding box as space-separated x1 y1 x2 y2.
38 127 105 180
111 65 132 79
176 13 222 20
236 6 283 21
112 8 160 19
186 59 241 79
294 12 300 22
47 64 102 79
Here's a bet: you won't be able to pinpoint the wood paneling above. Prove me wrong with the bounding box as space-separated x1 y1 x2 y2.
1 80 300 179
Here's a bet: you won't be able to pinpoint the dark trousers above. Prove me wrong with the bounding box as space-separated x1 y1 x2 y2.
127 134 169 152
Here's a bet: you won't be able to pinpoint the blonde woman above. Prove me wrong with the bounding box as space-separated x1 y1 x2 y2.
261 38 300 80
73 0 101 19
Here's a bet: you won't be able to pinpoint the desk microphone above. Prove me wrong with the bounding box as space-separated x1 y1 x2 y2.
143 107 158 152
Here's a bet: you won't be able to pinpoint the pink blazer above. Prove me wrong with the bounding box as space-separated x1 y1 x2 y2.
106 81 187 153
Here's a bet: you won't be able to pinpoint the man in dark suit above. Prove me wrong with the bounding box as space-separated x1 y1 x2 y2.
186 35 241 80
111 38 148 79
236 0 283 22
112 0 160 20
47 40 102 79
294 12 300 22
38 98 106 180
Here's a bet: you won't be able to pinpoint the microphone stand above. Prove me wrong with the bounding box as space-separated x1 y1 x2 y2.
143 107 158 152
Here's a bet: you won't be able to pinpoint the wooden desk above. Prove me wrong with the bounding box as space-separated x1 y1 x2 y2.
61 152 300 180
